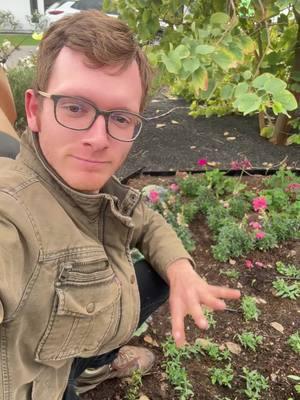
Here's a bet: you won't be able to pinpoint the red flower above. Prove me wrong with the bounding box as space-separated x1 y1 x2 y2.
286 183 300 192
245 259 254 269
255 231 266 240
169 183 179 192
252 197 267 212
197 158 208 167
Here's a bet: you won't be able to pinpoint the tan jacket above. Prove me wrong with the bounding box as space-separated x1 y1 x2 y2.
0 131 193 400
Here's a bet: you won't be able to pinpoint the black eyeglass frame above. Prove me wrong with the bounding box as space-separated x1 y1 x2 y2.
37 90 147 142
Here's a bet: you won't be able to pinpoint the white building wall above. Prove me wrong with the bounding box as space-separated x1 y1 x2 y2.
0 0 45 31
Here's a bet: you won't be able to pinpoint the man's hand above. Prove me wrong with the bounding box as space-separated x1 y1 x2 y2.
166 259 241 347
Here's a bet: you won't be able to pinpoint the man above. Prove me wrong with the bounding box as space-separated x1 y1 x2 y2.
0 10 240 400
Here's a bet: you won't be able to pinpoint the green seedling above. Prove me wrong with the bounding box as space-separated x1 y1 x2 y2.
242 367 269 400
287 331 300 354
219 268 240 280
236 331 263 351
287 375 300 394
241 296 261 321
272 279 300 300
203 308 217 329
162 337 196 399
125 369 142 400
276 261 300 278
210 364 234 388
204 341 231 361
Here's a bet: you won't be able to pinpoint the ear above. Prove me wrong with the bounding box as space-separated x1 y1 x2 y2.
25 89 40 132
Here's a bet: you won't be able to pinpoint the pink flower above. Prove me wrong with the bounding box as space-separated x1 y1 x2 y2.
197 158 208 167
245 259 254 269
230 160 240 170
169 183 179 192
255 231 266 240
249 221 262 230
149 190 160 203
255 261 264 267
241 159 253 169
252 197 267 212
286 183 300 192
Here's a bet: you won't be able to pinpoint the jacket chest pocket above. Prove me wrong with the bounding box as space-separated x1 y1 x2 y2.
35 254 121 363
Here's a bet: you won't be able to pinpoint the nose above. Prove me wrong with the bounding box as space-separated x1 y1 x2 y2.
82 114 109 149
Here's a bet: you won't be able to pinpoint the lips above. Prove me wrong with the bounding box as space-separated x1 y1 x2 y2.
72 155 110 164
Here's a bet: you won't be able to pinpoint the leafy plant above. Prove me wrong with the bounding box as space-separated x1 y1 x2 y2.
287 375 300 394
203 308 217 329
241 296 261 321
210 364 234 388
242 368 269 400
125 369 143 400
203 341 231 362
287 331 300 354
276 261 300 279
272 279 300 300
219 268 240 280
236 331 263 351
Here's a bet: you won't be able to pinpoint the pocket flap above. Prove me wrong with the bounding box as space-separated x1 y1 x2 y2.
56 277 120 317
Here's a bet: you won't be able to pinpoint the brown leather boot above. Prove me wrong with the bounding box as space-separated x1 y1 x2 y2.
75 345 155 394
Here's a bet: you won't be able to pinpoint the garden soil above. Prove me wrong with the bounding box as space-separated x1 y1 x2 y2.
83 98 300 400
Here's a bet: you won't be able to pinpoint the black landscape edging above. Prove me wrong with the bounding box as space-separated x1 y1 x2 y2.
122 167 300 184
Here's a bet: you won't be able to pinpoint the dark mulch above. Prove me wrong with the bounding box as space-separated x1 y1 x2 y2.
118 96 299 179
83 175 300 400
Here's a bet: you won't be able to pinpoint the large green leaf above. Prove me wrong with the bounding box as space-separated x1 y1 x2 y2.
233 93 262 114
212 48 235 71
195 44 215 55
220 84 235 100
210 12 230 25
252 73 273 90
273 90 298 111
161 52 181 74
287 134 300 145
264 77 287 95
234 82 249 97
239 36 257 54
174 44 190 59
183 57 201 74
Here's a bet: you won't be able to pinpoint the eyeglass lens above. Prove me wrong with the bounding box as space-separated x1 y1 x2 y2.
55 96 142 141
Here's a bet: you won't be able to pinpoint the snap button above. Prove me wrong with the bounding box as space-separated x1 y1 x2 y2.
130 275 135 284
86 302 95 313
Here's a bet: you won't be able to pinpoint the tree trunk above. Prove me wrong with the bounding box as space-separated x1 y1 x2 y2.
271 8 300 145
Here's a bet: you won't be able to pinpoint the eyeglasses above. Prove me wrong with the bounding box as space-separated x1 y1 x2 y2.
38 91 145 142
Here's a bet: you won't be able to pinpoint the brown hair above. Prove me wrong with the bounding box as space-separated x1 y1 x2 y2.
35 10 152 111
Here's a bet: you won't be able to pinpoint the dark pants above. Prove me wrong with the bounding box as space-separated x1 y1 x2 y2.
0 131 20 159
63 259 169 400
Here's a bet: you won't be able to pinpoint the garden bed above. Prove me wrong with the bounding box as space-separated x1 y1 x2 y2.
84 171 300 400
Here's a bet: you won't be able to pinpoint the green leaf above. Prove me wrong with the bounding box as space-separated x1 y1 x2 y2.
220 84 235 100
287 134 300 145
192 67 208 95
273 90 298 111
161 52 181 74
264 77 287 95
295 0 300 13
195 44 215 55
233 93 262 114
239 36 256 54
243 70 252 80
272 101 285 115
174 44 190 59
252 73 273 90
210 12 230 25
260 126 274 139
212 49 235 71
183 57 201 74
234 82 249 97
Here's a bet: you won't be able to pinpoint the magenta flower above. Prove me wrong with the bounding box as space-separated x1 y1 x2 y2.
245 259 254 269
230 160 240 170
255 231 266 240
241 159 253 169
249 221 262 230
169 183 179 192
230 158 252 170
149 190 160 204
252 196 267 212
197 158 208 167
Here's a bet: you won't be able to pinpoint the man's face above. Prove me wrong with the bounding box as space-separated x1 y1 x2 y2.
26 47 143 193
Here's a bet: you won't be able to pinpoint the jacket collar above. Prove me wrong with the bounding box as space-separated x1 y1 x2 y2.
17 129 140 221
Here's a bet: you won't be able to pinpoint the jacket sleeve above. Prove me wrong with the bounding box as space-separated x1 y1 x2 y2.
0 191 39 323
130 199 195 282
